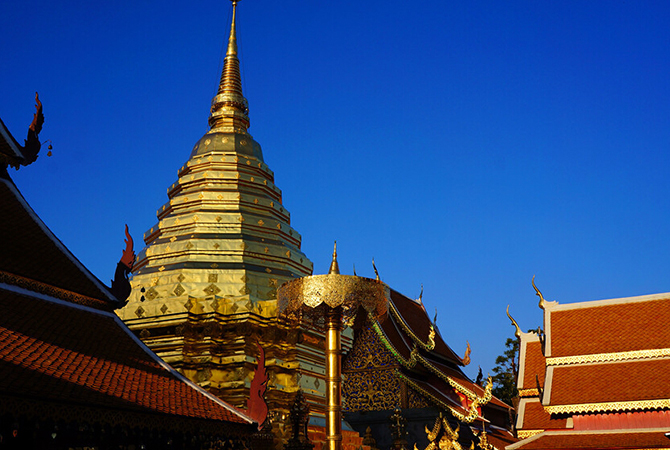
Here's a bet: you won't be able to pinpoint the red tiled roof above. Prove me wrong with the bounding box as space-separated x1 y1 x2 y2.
509 429 670 449
0 285 252 425
548 359 670 406
550 298 670 357
0 176 117 307
399 372 469 416
519 399 567 430
425 356 510 409
521 340 545 391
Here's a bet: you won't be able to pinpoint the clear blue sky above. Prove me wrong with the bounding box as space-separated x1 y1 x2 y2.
3 1 670 378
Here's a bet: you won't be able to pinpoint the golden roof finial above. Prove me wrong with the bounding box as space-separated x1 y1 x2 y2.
372 258 380 281
209 0 250 132
506 305 522 339
532 275 548 310
329 241 340 275
462 341 471 366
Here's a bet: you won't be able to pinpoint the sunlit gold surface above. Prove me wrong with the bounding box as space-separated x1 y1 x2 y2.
277 274 390 326
326 307 343 450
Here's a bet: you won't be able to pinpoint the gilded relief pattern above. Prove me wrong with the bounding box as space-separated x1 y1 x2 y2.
343 325 400 411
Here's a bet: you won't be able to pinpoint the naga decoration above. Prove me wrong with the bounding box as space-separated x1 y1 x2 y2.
277 243 390 450
6 93 45 169
22 92 44 166
110 225 135 306
462 341 471 366
246 342 269 430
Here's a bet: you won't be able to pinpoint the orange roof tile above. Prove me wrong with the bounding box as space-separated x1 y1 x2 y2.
549 297 670 357
548 359 670 407
519 399 567 431
0 286 252 425
521 340 545 391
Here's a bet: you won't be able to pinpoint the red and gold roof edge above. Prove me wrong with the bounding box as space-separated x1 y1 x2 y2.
544 398 670 415
369 311 496 423
387 299 436 352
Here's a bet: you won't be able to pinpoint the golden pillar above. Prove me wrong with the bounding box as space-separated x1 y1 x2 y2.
277 245 390 450
325 306 343 450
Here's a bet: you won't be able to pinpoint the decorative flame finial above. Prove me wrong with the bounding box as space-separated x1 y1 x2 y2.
418 284 424 303
532 275 548 310
462 341 471 366
506 305 522 339
209 0 250 131
329 241 340 274
372 258 380 281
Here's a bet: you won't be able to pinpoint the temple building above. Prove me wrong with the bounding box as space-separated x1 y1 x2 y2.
509 282 670 449
1 96 263 449
342 288 516 450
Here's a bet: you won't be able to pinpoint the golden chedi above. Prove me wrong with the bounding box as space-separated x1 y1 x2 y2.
117 0 322 425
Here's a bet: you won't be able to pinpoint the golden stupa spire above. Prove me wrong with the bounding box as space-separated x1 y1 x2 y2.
329 241 340 275
209 0 250 132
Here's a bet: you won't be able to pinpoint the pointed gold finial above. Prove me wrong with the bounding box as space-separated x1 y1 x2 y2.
506 305 522 339
417 284 423 303
329 241 340 274
209 0 250 132
372 258 380 281
353 264 357 277
532 275 548 310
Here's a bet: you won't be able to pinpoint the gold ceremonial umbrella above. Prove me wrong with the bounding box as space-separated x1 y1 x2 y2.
277 244 390 450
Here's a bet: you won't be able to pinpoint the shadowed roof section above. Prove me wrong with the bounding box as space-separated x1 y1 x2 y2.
388 289 463 364
0 285 253 426
0 175 117 308
549 295 670 357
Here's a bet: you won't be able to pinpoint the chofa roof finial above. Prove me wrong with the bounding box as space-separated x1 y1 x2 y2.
506 305 522 339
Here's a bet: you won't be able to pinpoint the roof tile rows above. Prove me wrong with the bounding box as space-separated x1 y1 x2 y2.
548 359 670 406
549 297 670 357
0 287 250 424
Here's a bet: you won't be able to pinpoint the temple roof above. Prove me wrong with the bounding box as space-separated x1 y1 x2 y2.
367 288 511 424
545 359 670 411
0 286 252 428
514 288 670 448
547 293 670 358
518 335 544 393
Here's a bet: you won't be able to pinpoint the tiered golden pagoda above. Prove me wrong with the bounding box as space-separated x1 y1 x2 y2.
117 0 325 426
